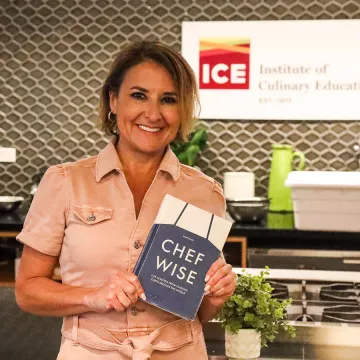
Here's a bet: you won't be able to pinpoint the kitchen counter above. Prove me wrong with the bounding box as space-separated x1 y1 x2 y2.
204 318 360 359
206 340 360 360
229 211 360 251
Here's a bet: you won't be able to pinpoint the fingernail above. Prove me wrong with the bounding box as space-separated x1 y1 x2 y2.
204 284 210 292
205 275 210 282
140 293 147 301
204 291 210 296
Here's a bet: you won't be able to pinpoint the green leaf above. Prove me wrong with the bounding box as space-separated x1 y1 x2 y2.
177 152 189 165
170 129 208 167
186 144 200 166
243 300 253 308
190 128 207 149
244 312 254 323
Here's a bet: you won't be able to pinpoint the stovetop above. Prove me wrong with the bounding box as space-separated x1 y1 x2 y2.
269 280 360 324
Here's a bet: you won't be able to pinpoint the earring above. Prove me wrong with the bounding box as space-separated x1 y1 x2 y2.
108 111 116 123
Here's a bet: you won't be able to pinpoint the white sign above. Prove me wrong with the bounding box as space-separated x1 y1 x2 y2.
181 20 360 120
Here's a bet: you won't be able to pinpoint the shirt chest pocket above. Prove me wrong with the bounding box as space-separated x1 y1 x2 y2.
73 205 113 225
66 205 115 270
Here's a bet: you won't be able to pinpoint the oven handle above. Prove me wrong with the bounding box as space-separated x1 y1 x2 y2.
343 259 360 265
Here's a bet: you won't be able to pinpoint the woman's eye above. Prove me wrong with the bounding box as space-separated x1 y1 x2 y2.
131 92 146 100
162 96 177 104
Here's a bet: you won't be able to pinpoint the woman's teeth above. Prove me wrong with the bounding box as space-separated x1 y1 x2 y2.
138 125 161 133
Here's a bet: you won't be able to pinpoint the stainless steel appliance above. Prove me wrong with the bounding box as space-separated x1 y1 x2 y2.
248 248 360 272
269 279 360 323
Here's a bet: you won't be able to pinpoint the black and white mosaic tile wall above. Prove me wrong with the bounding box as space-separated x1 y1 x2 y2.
1 0 360 197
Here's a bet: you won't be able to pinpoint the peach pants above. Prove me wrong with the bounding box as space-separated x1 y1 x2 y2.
56 316 208 360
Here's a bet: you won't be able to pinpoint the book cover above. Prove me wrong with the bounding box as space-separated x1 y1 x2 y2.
134 194 232 320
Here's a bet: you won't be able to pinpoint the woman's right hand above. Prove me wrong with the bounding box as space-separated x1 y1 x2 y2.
85 270 146 313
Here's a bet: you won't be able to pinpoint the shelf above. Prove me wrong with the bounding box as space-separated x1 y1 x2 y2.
0 260 15 287
0 231 20 238
0 261 61 286
225 236 247 268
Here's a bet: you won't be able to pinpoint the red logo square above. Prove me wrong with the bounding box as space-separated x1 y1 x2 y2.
199 39 250 90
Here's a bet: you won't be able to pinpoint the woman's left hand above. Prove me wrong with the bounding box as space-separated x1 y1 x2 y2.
203 257 237 306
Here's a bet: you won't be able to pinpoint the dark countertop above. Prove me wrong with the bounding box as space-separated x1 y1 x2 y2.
229 212 360 250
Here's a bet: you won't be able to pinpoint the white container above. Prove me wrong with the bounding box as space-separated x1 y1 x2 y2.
285 171 360 232
223 172 255 200
225 328 261 360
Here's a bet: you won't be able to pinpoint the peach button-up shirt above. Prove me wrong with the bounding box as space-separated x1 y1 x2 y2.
17 138 226 337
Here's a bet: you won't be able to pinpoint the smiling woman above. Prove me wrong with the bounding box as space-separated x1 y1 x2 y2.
15 40 237 360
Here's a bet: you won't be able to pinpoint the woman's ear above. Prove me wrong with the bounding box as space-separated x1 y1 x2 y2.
109 92 117 112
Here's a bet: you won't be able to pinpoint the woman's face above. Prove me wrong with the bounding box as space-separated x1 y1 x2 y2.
110 60 180 157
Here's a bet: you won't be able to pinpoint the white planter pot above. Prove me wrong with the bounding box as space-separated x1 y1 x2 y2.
225 328 261 360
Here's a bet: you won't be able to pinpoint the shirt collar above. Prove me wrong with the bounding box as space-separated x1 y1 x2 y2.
96 137 180 182
95 137 123 182
158 145 180 182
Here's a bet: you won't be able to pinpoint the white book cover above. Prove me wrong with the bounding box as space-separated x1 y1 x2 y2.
155 194 232 250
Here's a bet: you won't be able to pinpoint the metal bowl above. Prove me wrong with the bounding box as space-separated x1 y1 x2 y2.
225 196 269 203
0 196 24 213
226 197 270 223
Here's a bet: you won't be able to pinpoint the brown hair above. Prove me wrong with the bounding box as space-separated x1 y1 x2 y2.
99 40 200 142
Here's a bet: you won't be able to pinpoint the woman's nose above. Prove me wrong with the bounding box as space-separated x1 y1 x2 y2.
144 101 161 121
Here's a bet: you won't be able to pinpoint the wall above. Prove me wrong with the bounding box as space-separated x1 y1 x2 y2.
1 0 360 198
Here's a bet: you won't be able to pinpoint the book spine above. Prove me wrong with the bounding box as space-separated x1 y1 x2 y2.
133 223 160 275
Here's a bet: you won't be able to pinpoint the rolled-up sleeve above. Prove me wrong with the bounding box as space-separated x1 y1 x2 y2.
16 165 68 256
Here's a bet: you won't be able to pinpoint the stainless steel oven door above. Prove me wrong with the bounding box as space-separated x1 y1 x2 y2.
248 248 360 271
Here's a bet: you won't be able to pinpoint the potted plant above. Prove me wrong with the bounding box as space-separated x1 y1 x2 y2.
218 267 296 360
170 128 207 167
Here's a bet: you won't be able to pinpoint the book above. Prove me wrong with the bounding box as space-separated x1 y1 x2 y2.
134 194 232 320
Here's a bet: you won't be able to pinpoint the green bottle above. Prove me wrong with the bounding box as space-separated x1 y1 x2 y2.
267 144 305 212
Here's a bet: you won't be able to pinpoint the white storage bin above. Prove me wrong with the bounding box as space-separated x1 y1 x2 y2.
285 171 360 232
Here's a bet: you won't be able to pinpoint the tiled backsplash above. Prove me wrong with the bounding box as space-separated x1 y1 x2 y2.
1 0 359 198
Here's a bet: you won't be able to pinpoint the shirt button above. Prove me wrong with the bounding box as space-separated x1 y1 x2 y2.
133 240 141 249
87 213 96 221
130 307 138 316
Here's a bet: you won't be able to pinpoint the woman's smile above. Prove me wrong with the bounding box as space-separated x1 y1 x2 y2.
137 124 162 133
